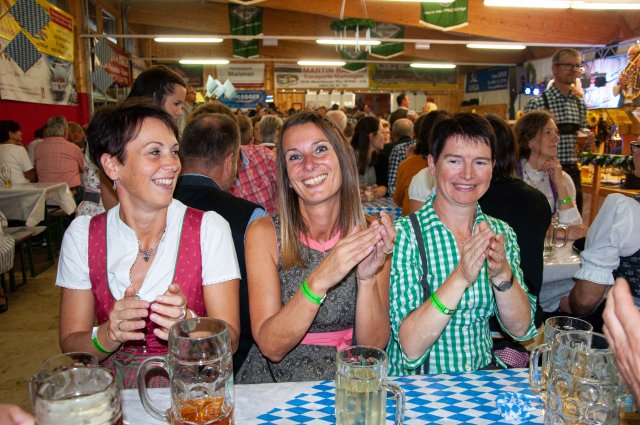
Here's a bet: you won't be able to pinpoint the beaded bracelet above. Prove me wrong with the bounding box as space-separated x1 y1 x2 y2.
429 293 456 316
558 196 573 205
300 280 325 305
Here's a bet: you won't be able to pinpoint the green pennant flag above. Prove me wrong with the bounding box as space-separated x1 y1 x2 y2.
419 0 468 32
370 23 404 59
341 50 367 73
229 4 262 58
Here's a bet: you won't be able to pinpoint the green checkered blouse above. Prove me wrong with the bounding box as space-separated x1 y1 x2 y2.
387 194 537 376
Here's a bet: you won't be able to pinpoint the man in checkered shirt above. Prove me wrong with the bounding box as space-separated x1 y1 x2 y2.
524 48 594 213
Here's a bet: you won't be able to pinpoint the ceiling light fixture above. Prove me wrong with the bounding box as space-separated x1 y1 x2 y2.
484 0 639 8
298 60 347 66
467 43 527 50
382 0 455 2
155 37 223 43
571 1 640 9
410 63 456 69
179 59 230 65
483 0 570 7
316 39 382 46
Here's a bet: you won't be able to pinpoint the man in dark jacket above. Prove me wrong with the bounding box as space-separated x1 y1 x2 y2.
174 113 265 378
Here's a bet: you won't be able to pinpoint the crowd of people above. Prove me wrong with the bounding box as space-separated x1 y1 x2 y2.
2 48 640 422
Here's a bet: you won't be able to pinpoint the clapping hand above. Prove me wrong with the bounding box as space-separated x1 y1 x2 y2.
150 283 188 340
603 278 640 404
455 221 493 287
107 286 149 344
356 212 396 281
486 231 513 284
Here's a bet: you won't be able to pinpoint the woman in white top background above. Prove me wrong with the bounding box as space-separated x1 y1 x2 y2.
515 110 588 241
0 120 36 184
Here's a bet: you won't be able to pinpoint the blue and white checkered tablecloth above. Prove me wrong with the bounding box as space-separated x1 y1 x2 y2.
363 197 402 221
256 369 543 424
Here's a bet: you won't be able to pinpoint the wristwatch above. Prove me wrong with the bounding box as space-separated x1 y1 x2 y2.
492 275 513 292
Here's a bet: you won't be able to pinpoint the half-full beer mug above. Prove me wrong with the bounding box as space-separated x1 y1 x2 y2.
336 346 405 425
137 318 234 425
34 366 122 425
29 352 98 409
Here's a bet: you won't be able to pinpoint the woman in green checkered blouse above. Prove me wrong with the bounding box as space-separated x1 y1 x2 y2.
387 113 538 376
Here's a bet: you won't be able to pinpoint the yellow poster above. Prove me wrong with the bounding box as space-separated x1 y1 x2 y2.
0 0 73 62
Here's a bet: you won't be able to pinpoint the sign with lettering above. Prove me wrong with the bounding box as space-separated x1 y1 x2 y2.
217 64 264 87
274 64 369 89
465 67 510 93
98 40 131 86
370 64 457 89
218 90 266 109
0 0 76 104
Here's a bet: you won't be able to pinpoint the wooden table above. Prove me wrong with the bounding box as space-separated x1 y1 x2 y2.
583 162 640 224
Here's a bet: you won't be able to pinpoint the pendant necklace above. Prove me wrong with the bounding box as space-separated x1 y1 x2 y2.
137 228 166 262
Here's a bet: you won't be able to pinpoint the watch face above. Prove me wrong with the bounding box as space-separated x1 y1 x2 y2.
495 280 513 292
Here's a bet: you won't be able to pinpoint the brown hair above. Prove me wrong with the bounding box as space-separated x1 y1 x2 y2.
515 110 554 160
277 111 366 269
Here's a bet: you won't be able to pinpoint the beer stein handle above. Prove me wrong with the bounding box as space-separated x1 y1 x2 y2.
383 380 405 425
554 224 569 248
137 356 169 421
529 343 550 393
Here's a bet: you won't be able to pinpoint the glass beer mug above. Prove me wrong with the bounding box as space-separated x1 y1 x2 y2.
29 352 99 409
529 317 593 398
543 331 621 425
137 318 234 425
34 366 122 425
544 216 568 258
336 346 405 425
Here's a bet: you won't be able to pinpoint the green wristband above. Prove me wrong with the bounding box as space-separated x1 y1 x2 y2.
558 196 573 205
92 330 111 354
300 280 325 305
429 293 456 316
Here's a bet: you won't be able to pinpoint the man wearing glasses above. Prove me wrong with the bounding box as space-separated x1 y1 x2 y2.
525 48 594 213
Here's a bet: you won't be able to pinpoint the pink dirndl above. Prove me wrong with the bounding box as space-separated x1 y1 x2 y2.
89 207 207 389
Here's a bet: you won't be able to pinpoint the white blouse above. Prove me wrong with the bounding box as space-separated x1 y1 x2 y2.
56 199 240 301
519 160 582 226
574 194 640 285
407 167 436 202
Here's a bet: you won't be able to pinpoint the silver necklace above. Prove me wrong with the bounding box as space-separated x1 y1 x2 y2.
137 228 165 262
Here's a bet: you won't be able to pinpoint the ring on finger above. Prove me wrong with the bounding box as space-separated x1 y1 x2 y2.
384 248 393 255
118 320 126 332
177 306 187 320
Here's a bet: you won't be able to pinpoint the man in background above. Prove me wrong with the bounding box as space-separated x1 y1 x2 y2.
525 48 594 212
378 118 414 196
34 116 84 200
174 112 265 377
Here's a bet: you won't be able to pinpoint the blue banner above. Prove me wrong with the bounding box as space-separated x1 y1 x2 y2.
465 67 510 93
218 90 266 109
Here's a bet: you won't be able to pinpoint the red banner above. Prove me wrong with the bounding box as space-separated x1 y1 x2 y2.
102 41 131 86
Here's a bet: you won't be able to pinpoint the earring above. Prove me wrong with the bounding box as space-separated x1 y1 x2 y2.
113 179 118 191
